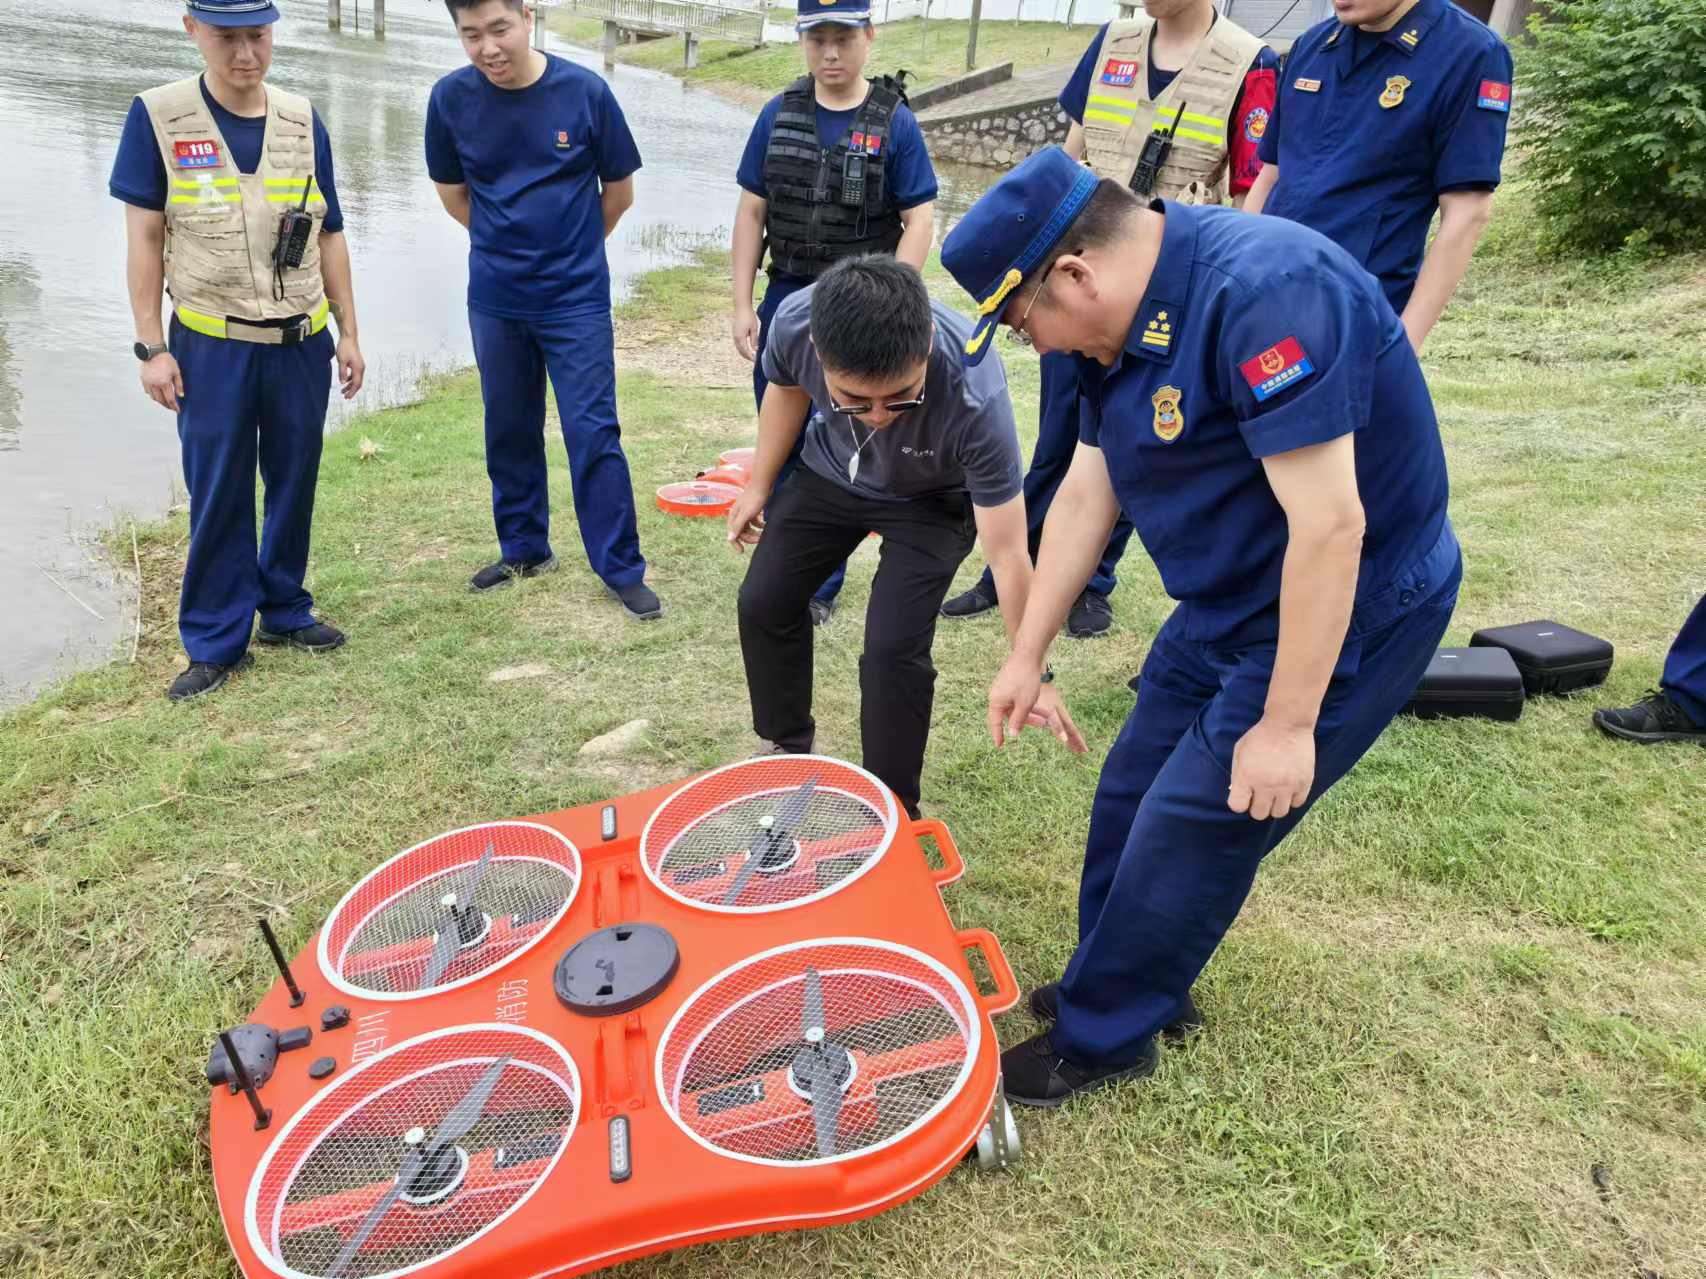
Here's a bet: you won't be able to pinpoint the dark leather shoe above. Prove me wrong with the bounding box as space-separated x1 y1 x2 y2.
167 652 253 702
469 554 558 592
606 581 662 620
1001 1031 1157 1109
257 621 346 652
1028 983 1203 1040
1593 689 1705 744
940 581 997 619
808 597 836 627
1065 589 1113 638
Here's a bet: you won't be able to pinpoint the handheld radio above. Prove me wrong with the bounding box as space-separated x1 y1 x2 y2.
840 150 868 207
1129 100 1188 198
274 175 315 272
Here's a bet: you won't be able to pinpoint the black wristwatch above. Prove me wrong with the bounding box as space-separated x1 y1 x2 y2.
1039 665 1055 685
134 341 168 361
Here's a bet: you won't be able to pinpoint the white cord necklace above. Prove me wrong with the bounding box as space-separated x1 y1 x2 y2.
846 420 876 483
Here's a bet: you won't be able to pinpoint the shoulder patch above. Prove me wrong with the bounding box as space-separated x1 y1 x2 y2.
1477 79 1512 112
1239 337 1315 402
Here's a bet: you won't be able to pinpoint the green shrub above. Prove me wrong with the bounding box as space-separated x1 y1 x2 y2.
1517 0 1706 255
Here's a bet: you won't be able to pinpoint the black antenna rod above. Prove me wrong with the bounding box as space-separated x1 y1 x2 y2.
258 917 306 1007
219 1030 273 1131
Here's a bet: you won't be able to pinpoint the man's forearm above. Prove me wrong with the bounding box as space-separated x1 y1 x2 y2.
750 385 810 493
1400 197 1493 351
986 545 1032 649
319 231 358 338
1012 460 1120 666
896 205 934 271
1243 163 1278 216
601 178 635 238
1263 525 1363 729
124 209 167 343
731 208 764 310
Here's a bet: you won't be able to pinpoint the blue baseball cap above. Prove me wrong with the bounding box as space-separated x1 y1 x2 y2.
796 0 872 30
185 0 281 26
941 146 1100 365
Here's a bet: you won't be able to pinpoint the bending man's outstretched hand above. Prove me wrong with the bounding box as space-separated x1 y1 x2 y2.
988 656 1087 753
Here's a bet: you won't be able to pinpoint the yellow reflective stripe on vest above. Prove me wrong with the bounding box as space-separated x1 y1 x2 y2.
168 176 240 204
1150 107 1225 146
264 176 317 204
175 296 331 341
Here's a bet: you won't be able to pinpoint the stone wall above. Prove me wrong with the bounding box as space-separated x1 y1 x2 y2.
919 98 1071 171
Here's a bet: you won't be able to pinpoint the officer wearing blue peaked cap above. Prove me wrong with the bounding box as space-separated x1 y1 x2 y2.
795 0 872 28
183 0 281 24
943 146 1465 1110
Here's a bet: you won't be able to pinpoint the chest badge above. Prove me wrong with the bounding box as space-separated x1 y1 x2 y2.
1293 77 1322 94
1152 386 1184 443
173 139 221 169
1101 58 1139 87
554 129 571 149
1379 76 1411 110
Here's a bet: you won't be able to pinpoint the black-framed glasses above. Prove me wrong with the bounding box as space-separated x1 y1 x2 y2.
827 383 928 418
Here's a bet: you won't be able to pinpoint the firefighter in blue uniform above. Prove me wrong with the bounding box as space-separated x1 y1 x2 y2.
111 0 365 702
729 0 938 626
427 0 658 620
944 147 1464 1106
1594 598 1706 746
1244 0 1513 349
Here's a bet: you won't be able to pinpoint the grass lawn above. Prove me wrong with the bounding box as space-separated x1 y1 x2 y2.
2 189 1704 1277
545 9 1092 102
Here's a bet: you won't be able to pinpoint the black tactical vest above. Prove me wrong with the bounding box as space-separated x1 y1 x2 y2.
761 74 908 279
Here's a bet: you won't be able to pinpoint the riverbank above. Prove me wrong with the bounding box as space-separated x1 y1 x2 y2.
3 193 1704 1277
546 10 1091 108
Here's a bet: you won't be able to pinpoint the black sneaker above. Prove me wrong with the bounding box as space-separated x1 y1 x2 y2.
606 581 663 621
1001 1030 1158 1109
257 621 346 653
809 597 836 627
469 555 558 593
940 581 997 619
1065 589 1113 639
1028 983 1204 1041
166 652 253 702
1593 689 1706 745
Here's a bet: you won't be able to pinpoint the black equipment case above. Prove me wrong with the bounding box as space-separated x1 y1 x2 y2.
1403 647 1526 721
1469 619 1615 695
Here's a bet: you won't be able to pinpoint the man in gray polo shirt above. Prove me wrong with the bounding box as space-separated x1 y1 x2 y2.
727 256 1081 816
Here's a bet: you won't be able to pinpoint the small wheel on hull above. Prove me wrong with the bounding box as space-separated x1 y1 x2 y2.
973 1087 1021 1171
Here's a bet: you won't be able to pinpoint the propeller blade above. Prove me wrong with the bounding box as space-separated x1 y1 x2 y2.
722 776 819 906
328 1148 421 1277
457 841 495 913
428 1055 510 1153
804 1047 844 1158
720 846 760 906
767 776 818 852
800 966 825 1042
418 915 462 990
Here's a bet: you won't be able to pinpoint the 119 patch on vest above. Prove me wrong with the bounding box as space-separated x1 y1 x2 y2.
1101 59 1138 87
1240 337 1315 402
173 139 221 169
1477 80 1512 112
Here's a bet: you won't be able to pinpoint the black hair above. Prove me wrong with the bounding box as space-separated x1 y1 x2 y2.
809 256 933 380
444 0 526 17
1024 178 1143 299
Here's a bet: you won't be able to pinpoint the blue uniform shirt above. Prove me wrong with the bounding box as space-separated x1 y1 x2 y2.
737 88 938 286
1256 0 1513 311
425 54 642 319
1074 201 1449 647
108 78 344 232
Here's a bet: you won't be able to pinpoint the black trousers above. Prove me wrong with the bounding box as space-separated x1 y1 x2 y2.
737 467 977 816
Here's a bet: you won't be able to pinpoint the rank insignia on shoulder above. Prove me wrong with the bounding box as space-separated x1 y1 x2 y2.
1240 337 1315 402
1140 309 1172 352
1399 27 1420 47
555 130 571 148
1152 386 1184 443
1379 76 1411 109
1293 77 1322 93
1477 80 1512 112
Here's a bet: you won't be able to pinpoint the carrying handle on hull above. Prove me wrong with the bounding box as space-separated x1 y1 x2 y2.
958 928 1020 1016
909 818 965 887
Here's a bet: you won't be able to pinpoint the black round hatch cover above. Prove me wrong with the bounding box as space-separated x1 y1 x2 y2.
554 923 680 1016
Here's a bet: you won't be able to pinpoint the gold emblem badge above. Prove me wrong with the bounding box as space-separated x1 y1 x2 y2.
1152 386 1184 443
1379 76 1411 109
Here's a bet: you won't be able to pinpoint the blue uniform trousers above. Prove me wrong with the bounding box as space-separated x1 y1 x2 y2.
171 320 332 667
755 276 844 605
1052 524 1463 1066
1661 592 1706 725
469 307 646 587
975 352 1135 600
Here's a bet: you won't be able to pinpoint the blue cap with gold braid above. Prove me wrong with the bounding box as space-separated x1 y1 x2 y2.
796 0 872 30
941 146 1099 366
185 0 281 25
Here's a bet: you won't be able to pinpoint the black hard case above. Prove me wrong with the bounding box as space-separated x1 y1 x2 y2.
1403 647 1526 721
1468 619 1615 695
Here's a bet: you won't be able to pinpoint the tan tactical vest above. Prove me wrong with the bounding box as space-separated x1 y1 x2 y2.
1080 15 1265 205
140 78 328 335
